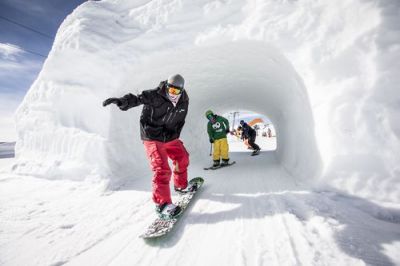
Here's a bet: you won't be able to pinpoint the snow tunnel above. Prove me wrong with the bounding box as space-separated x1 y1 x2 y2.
14 40 321 185
107 40 322 184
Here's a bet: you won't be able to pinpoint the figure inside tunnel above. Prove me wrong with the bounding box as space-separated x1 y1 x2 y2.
239 120 261 156
205 110 232 167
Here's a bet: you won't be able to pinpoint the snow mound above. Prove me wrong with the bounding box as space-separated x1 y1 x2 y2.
14 0 400 202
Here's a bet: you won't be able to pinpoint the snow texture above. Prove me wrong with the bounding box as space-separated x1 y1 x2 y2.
1 0 400 265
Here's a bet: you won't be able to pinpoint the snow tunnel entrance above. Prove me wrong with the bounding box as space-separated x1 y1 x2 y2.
109 40 322 184
223 111 277 152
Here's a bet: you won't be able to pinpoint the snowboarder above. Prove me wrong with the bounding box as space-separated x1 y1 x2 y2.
240 120 261 155
102 74 196 218
205 110 231 167
237 126 252 150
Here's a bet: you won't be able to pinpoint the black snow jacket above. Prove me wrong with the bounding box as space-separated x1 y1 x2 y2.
241 123 256 140
119 81 189 142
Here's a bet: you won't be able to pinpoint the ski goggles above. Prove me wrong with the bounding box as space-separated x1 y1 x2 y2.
167 84 183 95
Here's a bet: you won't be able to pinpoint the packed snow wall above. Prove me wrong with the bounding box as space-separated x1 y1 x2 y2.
14 0 400 202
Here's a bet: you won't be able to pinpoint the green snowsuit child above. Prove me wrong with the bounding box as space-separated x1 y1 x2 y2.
205 110 230 167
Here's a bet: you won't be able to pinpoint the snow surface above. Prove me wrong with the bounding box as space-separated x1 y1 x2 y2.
227 134 276 152
1 153 400 266
1 0 400 265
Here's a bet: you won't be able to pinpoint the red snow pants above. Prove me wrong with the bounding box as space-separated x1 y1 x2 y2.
143 139 189 205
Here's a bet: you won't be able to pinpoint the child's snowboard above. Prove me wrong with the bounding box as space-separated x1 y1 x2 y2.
204 161 236 170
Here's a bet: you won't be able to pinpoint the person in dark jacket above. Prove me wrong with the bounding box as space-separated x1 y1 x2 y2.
103 74 194 218
237 126 252 150
240 120 261 155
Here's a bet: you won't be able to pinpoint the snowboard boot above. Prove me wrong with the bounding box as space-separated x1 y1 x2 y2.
221 159 230 166
156 203 182 219
252 148 261 156
174 181 198 195
213 160 220 167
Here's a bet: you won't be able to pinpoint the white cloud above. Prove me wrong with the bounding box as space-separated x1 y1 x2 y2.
0 43 24 59
0 44 43 90
0 93 22 112
0 59 26 72
0 57 42 75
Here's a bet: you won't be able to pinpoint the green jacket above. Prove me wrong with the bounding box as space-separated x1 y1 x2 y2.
207 115 230 140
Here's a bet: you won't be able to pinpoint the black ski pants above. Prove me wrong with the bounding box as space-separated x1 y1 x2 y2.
248 132 260 150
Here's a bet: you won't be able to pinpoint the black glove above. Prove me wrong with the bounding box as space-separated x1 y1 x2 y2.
226 129 230 134
103 96 131 111
103 98 122 107
209 139 214 143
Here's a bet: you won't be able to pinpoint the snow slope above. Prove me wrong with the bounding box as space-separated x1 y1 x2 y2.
1 0 400 265
1 153 400 266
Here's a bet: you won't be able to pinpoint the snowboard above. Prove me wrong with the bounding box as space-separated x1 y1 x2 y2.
251 150 260 156
140 177 204 239
204 161 236 170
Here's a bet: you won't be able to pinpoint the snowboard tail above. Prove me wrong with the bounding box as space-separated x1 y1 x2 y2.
140 177 204 239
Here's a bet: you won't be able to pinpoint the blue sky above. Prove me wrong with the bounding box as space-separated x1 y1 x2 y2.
0 0 87 106
0 0 86 140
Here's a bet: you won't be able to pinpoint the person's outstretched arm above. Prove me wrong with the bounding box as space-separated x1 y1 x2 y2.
103 90 154 111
